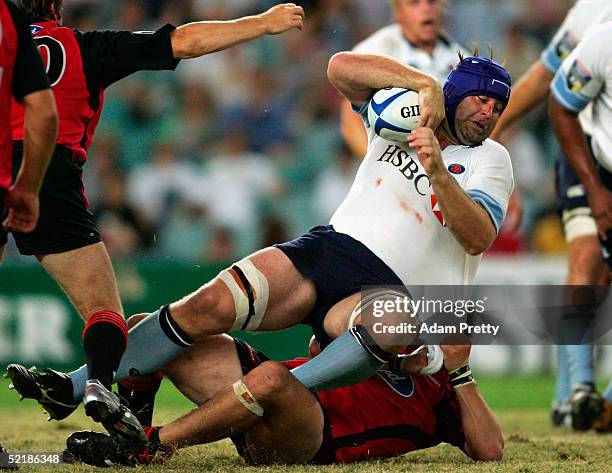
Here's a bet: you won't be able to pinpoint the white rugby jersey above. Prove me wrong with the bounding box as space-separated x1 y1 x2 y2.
551 23 612 173
540 0 612 133
330 102 514 286
353 24 467 83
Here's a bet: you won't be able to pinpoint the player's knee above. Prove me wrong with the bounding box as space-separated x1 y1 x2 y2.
175 285 232 337
126 313 148 329
349 289 418 354
246 361 293 400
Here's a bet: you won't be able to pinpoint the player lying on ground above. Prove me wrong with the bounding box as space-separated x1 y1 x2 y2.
7 52 514 443
3 0 304 447
64 320 503 466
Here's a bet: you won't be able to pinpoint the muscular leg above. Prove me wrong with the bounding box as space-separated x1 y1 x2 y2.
563 236 607 389
160 360 324 465
291 290 419 391
37 242 123 319
39 242 127 391
68 247 317 400
170 247 317 338
162 335 244 405
565 236 606 286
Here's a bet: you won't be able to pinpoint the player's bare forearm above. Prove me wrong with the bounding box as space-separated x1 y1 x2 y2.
171 3 304 59
491 61 553 141
455 383 504 461
16 89 58 193
550 96 612 236
409 128 496 254
340 99 368 158
549 97 602 193
328 52 439 107
430 171 496 255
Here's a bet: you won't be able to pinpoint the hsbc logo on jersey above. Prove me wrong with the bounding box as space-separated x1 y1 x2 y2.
377 144 431 196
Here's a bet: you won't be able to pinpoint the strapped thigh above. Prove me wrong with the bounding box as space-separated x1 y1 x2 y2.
218 259 270 332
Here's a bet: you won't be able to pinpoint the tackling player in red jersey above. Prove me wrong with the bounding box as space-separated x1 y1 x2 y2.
64 324 503 466
0 0 56 235
3 0 304 448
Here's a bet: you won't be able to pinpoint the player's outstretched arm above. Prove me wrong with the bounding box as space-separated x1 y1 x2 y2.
490 61 553 142
3 88 58 234
327 52 445 129
171 3 304 59
441 345 503 462
489 61 554 234
549 96 612 239
340 98 369 159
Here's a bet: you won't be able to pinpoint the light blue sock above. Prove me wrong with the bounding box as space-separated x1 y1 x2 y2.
291 327 386 392
560 306 596 388
555 345 571 404
567 344 595 388
603 377 612 402
69 306 191 401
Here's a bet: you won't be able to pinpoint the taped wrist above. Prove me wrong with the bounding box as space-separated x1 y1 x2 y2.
448 364 475 388
420 345 444 375
388 345 444 375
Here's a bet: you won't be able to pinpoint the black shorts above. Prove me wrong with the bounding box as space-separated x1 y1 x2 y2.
274 225 404 348
230 338 335 465
0 143 101 255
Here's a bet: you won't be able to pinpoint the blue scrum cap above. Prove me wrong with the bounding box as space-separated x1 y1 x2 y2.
443 56 511 140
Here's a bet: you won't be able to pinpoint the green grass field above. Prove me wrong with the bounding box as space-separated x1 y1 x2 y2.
1 377 611 472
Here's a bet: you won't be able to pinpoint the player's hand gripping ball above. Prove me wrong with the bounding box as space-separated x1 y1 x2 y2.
368 88 421 142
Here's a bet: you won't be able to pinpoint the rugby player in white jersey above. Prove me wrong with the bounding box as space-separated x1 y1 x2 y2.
340 0 466 159
8 53 513 445
491 0 612 429
339 0 522 234
550 22 612 433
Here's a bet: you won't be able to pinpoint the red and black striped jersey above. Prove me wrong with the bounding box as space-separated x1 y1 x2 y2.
10 21 179 163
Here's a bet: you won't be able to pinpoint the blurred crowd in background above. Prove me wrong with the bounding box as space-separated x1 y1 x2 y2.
3 0 576 265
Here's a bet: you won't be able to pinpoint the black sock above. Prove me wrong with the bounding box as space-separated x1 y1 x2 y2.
82 310 128 389
118 372 163 426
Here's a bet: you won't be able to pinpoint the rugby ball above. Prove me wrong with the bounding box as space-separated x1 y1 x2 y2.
368 88 421 142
